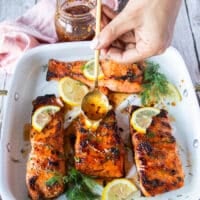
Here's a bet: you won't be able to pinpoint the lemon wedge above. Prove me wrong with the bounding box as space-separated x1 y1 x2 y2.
102 179 138 200
82 59 104 81
130 107 160 133
164 82 182 103
32 105 60 132
58 77 89 106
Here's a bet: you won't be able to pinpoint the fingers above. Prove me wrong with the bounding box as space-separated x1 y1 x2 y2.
91 8 135 49
101 39 168 63
93 0 175 63
91 5 117 34
125 43 136 50
102 47 145 63
111 40 125 49
100 6 118 30
90 5 115 18
101 14 109 29
102 5 117 19
101 42 151 63
119 31 136 44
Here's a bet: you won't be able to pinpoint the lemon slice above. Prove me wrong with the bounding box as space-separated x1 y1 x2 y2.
102 179 138 200
164 82 182 103
58 77 89 106
130 107 160 133
32 105 60 132
82 59 104 81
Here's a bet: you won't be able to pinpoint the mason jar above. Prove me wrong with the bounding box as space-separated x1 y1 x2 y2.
55 0 96 42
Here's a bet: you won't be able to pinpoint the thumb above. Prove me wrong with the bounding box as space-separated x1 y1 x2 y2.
91 10 135 49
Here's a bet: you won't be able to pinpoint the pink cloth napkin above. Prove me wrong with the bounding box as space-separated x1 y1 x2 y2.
0 0 118 74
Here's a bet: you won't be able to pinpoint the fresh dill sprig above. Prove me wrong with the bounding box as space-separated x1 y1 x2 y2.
65 168 102 200
45 168 102 200
141 61 169 106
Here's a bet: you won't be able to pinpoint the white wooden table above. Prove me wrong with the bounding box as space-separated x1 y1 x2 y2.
0 0 200 134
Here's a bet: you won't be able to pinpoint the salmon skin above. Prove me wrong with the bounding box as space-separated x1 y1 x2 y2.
26 95 66 200
129 106 184 197
74 110 124 178
46 59 144 93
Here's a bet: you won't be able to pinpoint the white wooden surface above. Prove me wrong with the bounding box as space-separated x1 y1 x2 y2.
0 0 36 21
172 0 200 85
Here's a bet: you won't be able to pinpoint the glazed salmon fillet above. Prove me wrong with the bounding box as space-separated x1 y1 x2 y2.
129 106 184 197
74 110 124 178
46 59 144 93
26 95 65 200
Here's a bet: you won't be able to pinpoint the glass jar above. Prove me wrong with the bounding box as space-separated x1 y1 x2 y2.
55 0 96 42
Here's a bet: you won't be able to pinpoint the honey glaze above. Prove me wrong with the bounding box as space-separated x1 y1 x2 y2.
65 5 90 15
55 2 95 41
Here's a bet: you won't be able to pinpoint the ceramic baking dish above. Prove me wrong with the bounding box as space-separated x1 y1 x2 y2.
0 42 200 200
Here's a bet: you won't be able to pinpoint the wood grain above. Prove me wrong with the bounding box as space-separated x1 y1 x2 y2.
0 0 36 21
172 0 200 84
185 0 200 70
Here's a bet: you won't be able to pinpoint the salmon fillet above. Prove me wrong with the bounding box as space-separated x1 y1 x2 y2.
26 95 65 200
74 110 124 178
46 59 144 93
129 106 184 197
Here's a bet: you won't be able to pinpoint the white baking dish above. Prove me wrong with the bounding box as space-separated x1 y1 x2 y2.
0 42 200 200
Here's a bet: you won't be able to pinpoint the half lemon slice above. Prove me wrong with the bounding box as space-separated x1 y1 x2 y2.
82 59 104 81
32 105 60 132
102 179 138 200
130 107 160 134
58 77 89 106
164 82 182 103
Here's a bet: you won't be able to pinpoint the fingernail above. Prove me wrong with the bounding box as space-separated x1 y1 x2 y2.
90 38 100 49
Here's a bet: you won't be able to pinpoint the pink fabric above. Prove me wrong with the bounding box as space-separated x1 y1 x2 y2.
102 0 118 11
0 0 118 74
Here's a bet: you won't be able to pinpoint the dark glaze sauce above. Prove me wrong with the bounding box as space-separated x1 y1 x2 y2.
55 4 95 41
65 5 90 15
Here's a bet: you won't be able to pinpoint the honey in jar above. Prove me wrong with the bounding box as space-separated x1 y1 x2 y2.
55 0 96 42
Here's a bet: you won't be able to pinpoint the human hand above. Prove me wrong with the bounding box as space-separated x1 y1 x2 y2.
91 0 182 63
